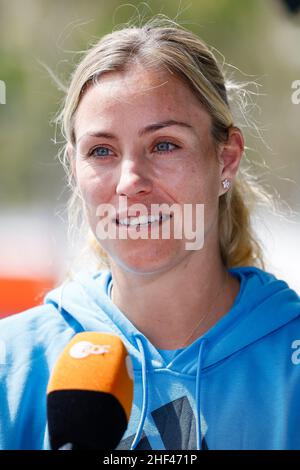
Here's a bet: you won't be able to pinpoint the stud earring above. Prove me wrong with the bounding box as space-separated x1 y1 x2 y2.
222 178 231 190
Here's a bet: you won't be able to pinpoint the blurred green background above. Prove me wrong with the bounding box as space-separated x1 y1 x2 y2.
0 0 299 297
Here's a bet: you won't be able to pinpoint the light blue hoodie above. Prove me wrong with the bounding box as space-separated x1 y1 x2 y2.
0 266 300 450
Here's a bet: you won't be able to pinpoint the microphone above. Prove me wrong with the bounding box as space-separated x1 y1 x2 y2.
47 332 134 450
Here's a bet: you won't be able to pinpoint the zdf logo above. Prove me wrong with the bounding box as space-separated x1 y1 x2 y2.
291 340 300 365
69 341 111 359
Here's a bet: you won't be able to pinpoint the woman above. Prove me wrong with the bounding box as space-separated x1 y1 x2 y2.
1 17 300 450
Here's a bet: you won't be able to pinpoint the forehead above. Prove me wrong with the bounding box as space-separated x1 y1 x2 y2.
74 66 211 136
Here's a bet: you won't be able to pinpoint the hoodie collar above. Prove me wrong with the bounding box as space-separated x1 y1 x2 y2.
44 267 300 373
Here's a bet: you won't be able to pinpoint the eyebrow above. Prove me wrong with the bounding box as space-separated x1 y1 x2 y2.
138 120 193 136
77 120 194 143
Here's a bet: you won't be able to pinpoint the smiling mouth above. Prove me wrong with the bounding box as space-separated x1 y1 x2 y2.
115 213 172 228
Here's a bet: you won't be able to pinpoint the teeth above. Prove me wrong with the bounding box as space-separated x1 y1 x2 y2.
129 217 140 226
118 214 170 226
139 215 152 224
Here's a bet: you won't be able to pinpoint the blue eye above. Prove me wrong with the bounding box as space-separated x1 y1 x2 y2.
154 142 179 154
87 142 179 158
89 146 113 158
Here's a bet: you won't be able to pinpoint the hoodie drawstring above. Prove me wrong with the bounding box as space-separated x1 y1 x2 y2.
130 335 207 451
130 335 149 450
195 339 207 450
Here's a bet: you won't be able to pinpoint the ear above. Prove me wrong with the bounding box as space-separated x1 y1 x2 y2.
217 127 244 196
67 143 77 181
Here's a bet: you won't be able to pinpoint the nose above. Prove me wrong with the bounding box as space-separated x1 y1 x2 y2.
115 159 153 198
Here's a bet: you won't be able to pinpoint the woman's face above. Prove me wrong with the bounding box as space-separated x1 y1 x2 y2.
71 66 231 274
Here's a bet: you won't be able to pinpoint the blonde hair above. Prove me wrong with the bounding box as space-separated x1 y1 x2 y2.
56 16 269 273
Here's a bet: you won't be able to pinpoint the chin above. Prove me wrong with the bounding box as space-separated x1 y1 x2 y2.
106 240 184 275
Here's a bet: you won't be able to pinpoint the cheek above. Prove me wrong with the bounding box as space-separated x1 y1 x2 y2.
164 159 216 203
75 162 113 206
189 155 220 200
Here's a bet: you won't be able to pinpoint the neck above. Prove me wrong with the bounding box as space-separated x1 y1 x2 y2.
109 248 240 350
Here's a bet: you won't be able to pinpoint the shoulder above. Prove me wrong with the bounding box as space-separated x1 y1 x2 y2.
231 265 300 304
0 268 114 374
0 304 75 375
0 305 75 449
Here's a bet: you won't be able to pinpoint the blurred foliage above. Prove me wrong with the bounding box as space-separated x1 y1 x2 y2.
0 0 299 208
